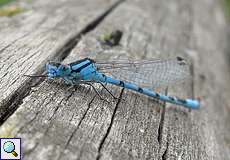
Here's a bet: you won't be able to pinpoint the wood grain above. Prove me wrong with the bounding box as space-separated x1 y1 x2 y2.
0 0 229 160
0 0 121 121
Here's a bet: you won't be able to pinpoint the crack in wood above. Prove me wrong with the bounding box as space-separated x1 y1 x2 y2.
16 90 59 134
79 0 125 37
96 88 124 160
47 89 75 121
42 90 77 139
0 77 44 125
162 141 169 160
0 72 8 84
23 141 39 157
56 95 96 160
17 86 94 159
157 103 166 145
157 88 168 160
20 88 86 158
0 0 125 126
53 0 125 63
157 88 167 144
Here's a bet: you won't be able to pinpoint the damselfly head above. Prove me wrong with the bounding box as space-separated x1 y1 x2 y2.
46 62 71 78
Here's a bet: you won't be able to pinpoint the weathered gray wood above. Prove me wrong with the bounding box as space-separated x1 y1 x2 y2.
72 1 206 160
189 1 230 159
0 0 120 121
158 1 230 159
0 0 230 160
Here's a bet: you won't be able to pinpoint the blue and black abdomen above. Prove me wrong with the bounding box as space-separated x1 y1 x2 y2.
96 74 200 109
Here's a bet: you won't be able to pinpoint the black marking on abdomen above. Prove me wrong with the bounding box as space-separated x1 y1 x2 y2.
102 74 107 81
177 98 187 104
155 93 160 97
138 87 143 93
119 81 124 87
169 96 175 101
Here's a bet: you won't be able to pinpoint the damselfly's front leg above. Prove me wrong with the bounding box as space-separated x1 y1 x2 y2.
63 77 74 85
63 76 82 85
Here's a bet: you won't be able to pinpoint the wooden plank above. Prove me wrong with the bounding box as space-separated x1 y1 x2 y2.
158 0 230 159
0 0 166 159
0 0 122 121
75 1 205 160
189 0 230 159
0 0 230 160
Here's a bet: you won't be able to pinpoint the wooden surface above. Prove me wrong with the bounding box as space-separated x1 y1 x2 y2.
0 0 230 160
0 0 121 122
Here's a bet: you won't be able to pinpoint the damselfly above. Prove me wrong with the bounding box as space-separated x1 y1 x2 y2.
24 57 200 109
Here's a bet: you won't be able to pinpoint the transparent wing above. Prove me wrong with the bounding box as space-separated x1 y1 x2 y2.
95 57 190 89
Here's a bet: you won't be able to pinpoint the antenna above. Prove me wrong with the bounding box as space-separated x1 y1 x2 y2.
23 74 48 78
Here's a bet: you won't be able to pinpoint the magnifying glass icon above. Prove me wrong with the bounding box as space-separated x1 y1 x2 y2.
3 141 18 157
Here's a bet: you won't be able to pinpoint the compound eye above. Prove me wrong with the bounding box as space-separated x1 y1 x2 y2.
61 65 69 71
63 66 67 71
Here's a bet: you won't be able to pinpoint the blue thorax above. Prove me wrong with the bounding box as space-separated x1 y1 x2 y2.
46 58 102 82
